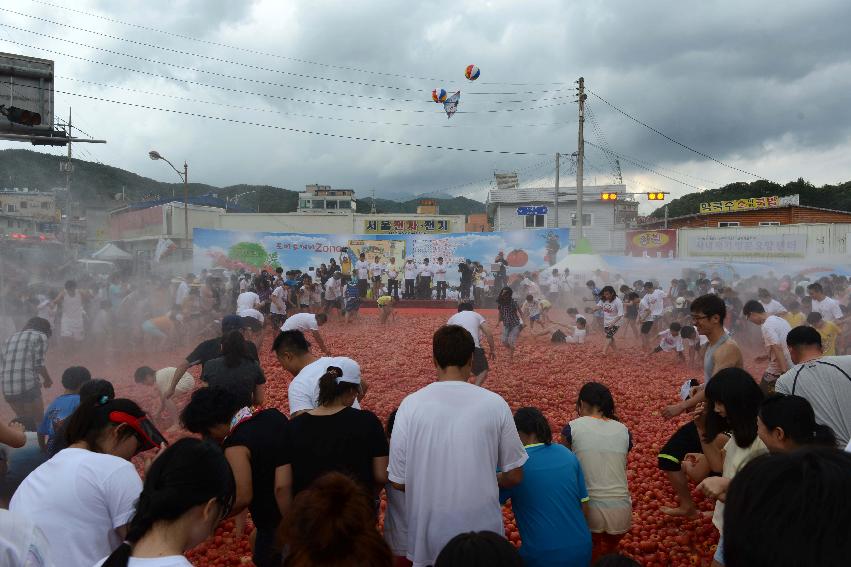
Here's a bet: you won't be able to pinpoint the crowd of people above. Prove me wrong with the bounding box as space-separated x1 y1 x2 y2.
1 261 851 567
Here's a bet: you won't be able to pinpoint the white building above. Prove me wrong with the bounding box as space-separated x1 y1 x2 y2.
488 184 638 254
297 184 356 213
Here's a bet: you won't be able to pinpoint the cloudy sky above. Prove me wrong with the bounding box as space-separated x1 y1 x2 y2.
1 0 850 213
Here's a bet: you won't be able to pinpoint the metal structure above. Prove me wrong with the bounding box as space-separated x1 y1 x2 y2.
148 150 189 245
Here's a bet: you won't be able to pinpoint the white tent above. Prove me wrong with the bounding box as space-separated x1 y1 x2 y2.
91 243 133 261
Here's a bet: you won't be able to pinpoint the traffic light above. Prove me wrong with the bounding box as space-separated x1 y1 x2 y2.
600 192 618 200
647 192 666 201
0 105 42 126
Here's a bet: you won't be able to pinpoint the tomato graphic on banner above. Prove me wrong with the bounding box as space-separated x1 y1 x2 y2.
625 229 677 258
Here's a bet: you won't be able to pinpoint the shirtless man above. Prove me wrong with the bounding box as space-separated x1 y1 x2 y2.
657 294 743 518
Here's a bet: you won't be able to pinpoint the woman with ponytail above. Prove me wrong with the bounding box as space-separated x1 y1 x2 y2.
758 394 837 452
286 357 388 500
10 397 165 567
96 438 235 567
499 407 592 567
563 382 632 562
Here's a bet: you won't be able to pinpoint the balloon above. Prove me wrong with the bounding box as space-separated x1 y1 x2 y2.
465 65 480 81
432 89 448 103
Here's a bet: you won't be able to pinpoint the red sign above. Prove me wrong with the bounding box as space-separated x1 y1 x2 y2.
625 229 677 258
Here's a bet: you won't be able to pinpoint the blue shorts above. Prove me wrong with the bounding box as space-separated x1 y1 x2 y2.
530 314 541 322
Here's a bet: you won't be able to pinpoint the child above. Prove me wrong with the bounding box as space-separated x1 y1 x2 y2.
37 366 91 453
806 311 840 356
590 286 624 355
134 366 196 428
384 409 410 566
784 300 806 328
653 322 685 360
548 316 588 344
539 298 553 325
522 294 543 330
376 294 395 324
679 325 707 370
343 278 361 324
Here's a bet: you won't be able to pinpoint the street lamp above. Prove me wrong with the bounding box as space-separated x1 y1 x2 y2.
149 150 189 246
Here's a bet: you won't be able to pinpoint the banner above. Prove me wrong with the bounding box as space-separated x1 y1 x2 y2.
625 229 677 258
698 194 799 215
363 219 450 234
193 227 569 284
686 233 807 258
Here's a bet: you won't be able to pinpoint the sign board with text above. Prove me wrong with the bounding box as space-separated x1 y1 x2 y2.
625 229 677 258
698 194 799 215
516 206 549 216
363 219 449 234
686 233 806 258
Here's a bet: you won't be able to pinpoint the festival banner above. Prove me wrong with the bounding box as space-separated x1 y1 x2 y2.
193 227 569 285
625 229 677 258
686 233 807 258
698 194 799 215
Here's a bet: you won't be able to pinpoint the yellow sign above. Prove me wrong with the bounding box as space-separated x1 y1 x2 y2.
364 219 450 234
631 231 670 249
698 195 797 215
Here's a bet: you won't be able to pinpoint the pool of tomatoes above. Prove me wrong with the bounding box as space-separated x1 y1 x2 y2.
27 308 764 566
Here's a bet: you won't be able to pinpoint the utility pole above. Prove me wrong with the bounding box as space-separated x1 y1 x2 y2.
576 77 586 242
664 204 669 229
183 161 189 245
62 108 72 251
553 152 560 228
370 189 377 214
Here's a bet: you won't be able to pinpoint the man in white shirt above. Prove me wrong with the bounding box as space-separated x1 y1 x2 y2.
758 289 787 317
370 255 385 300
638 281 666 350
236 289 263 323
417 259 433 300
273 330 363 416
386 257 400 300
447 302 496 386
743 299 793 395
270 282 288 329
323 272 343 319
174 273 194 306
434 257 448 301
388 325 527 567
807 283 844 322
403 257 418 299
281 313 331 355
355 253 370 298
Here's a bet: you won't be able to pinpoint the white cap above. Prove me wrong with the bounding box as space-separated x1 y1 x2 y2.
675 297 686 308
329 357 361 385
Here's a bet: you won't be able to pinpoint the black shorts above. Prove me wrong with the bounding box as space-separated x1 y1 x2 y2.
372 276 382 283
658 421 702 471
472 347 489 375
605 325 620 339
641 320 656 334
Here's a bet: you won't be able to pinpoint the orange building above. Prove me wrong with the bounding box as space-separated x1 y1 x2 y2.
465 213 492 232
640 204 851 229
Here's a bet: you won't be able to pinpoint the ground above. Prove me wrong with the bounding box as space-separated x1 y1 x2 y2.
17 307 763 566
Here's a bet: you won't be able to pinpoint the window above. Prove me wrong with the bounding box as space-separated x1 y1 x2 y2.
20 201 28 209
41 201 50 209
525 214 545 228
298 199 310 209
718 221 740 227
759 221 780 226
6 204 15 213
326 199 338 209
338 200 351 209
570 213 592 227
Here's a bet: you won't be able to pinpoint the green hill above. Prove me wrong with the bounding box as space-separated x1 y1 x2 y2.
0 149 485 215
651 178 851 218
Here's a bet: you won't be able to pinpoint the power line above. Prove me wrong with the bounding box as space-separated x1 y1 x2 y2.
587 89 770 181
0 38 578 116
49 89 554 157
0 7 572 97
585 140 703 191
23 0 569 87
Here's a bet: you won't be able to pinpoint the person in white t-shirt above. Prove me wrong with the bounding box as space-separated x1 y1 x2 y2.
743 299 793 395
388 325 527 567
653 322 685 361
273 331 364 416
807 282 844 322
417 259 433 300
447 302 496 386
236 289 263 323
0 508 54 567
679 325 708 371
94 438 234 567
355 253 370 298
434 257 448 301
323 273 343 320
269 283 289 328
174 274 194 307
369 255 385 300
386 257 401 300
403 257 418 299
281 313 331 355
133 366 195 427
589 286 624 355
10 398 164 567
638 282 666 350
757 289 787 317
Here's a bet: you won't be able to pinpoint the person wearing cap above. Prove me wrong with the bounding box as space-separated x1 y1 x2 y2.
386 257 400 300
10 397 164 567
281 312 331 355
163 315 260 403
283 359 388 501
273 330 367 418
434 257 448 301
403 257 418 299
417 258 433 300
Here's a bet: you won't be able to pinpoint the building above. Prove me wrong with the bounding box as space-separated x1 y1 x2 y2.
297 184 355 213
465 213 492 232
488 184 638 253
0 188 56 220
